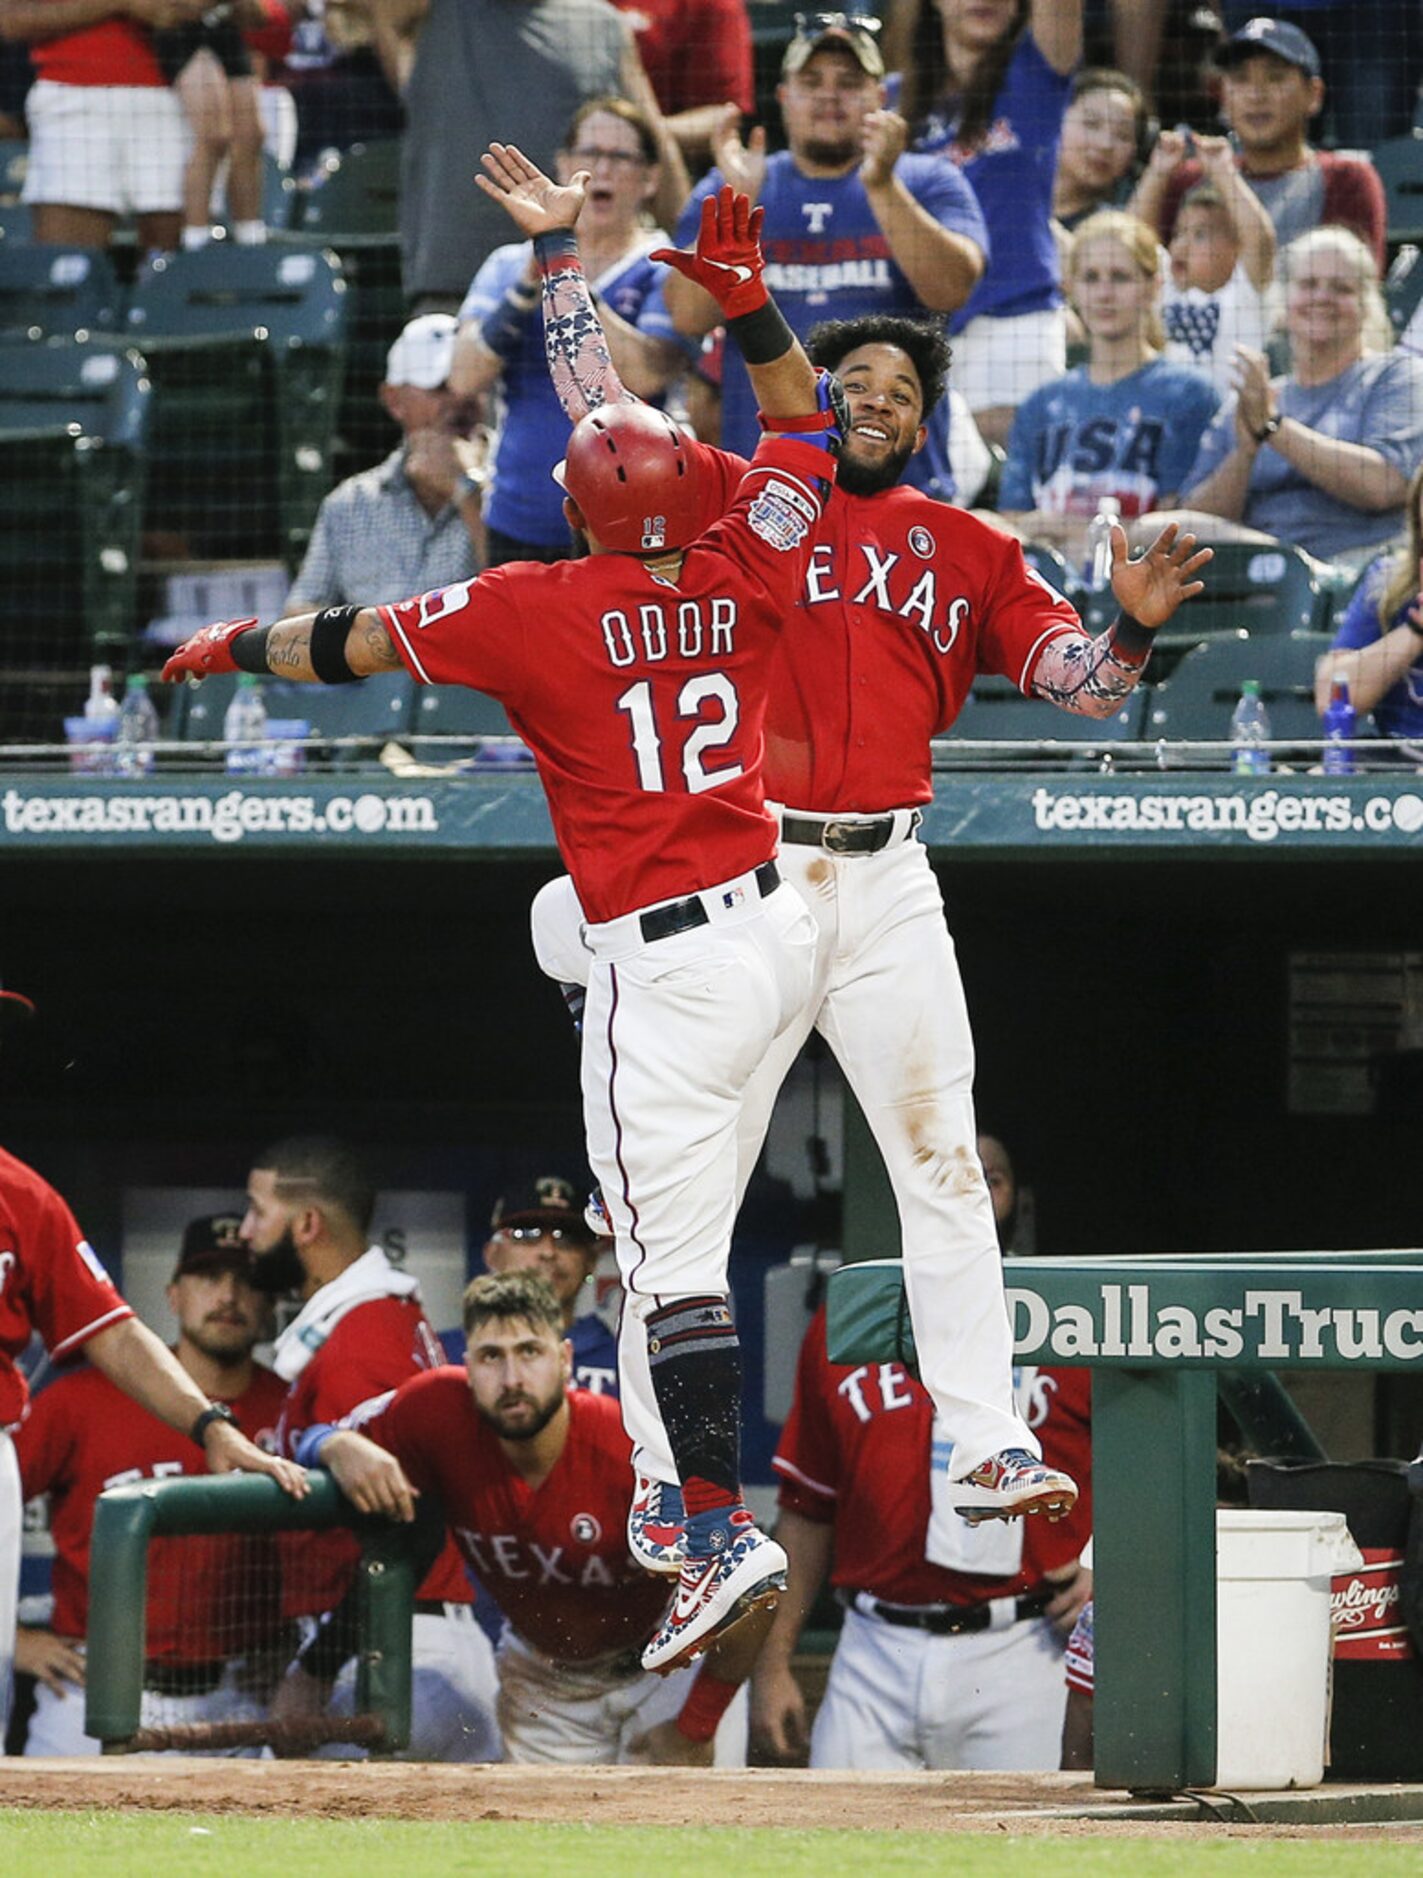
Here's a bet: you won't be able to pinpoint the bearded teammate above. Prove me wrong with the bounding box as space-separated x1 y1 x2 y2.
14 1215 288 1756
295 1272 758 1763
751 1305 1092 1770
239 1136 500 1759
163 201 841 1673
1 985 305 1726
477 142 1209 1556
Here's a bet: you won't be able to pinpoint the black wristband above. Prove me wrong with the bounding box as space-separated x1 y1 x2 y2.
232 626 272 675
310 605 361 684
1111 611 1156 656
190 1402 238 1445
727 299 795 366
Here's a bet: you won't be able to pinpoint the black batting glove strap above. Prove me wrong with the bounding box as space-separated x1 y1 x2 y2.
310 606 362 684
232 627 272 674
726 299 796 366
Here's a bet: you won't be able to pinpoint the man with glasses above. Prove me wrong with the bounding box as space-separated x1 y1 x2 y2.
661 11 987 500
481 1176 617 1396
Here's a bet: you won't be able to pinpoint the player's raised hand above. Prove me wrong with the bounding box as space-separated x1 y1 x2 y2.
709 105 767 203
1107 521 1212 629
320 1430 420 1522
160 617 258 685
859 109 907 190
651 184 767 319
476 141 588 239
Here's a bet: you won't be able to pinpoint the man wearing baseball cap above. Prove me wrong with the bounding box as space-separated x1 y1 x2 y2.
483 1174 617 1395
281 312 487 618
1133 15 1385 268
12 1212 289 1754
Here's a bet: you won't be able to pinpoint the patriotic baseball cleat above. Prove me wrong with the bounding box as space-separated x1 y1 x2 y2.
584 1185 612 1240
628 1473 688 1575
642 1516 787 1674
952 1449 1078 1525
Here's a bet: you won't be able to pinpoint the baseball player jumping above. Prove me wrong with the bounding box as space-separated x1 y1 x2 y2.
479 143 1210 1555
162 192 841 1673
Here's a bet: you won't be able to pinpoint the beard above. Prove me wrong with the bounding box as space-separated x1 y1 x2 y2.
835 433 917 497
801 135 858 169
480 1388 565 1443
248 1228 305 1296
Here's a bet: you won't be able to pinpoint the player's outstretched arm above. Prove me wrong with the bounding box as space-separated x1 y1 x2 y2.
748 1507 833 1762
160 606 402 688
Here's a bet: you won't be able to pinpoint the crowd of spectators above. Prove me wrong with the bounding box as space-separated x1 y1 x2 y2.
2 2 1423 744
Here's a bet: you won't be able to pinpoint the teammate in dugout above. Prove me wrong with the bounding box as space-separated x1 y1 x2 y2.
1 978 306 1731
292 1272 758 1763
478 142 1210 1561
240 1135 501 1759
478 1175 617 1395
14 1214 289 1756
163 193 843 1675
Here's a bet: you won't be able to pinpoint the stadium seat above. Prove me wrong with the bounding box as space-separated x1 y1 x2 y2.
286 141 404 482
173 668 415 766
0 337 151 689
1372 131 1423 247
0 201 33 242
0 245 122 340
0 139 27 205
1021 538 1081 603
410 684 521 752
1385 242 1423 339
119 243 347 565
1146 631 1334 755
942 673 1147 765
1084 538 1325 647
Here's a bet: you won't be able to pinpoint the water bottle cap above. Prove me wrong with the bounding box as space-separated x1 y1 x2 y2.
237 673 261 688
1241 678 1261 696
127 674 148 691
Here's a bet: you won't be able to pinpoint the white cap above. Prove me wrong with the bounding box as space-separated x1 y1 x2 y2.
385 314 457 390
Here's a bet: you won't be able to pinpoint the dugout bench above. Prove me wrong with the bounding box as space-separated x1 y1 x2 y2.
825 1249 1423 1792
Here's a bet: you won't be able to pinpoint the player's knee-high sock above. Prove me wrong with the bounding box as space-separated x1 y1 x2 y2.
645 1295 744 1551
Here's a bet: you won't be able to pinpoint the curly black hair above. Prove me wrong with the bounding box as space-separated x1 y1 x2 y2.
806 315 953 419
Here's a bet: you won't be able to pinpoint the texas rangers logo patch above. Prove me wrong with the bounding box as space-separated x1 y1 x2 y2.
571 1512 602 1545
908 526 936 560
748 477 814 552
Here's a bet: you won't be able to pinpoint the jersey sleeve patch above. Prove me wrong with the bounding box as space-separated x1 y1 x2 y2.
747 477 815 552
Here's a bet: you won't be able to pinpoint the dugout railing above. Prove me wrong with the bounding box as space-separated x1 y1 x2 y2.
824 1247 1423 1794
85 1470 421 1755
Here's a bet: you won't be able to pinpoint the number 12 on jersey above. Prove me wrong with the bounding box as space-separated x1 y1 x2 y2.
616 673 743 795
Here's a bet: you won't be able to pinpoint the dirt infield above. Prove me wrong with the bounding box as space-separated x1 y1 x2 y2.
1 1761 1417 1837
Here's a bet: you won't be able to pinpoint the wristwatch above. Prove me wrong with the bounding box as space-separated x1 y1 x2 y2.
190 1401 238 1445
453 469 486 506
1252 413 1282 444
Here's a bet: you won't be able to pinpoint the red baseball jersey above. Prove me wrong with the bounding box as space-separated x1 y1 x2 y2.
379 437 832 923
610 0 753 118
353 1368 671 1662
774 1308 1092 1607
669 441 1083 813
14 1361 287 1657
274 1296 469 1614
0 1147 133 1431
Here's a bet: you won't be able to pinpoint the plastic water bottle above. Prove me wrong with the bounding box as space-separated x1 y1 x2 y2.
1322 668 1356 775
115 673 160 776
224 674 268 775
1083 496 1122 592
1230 678 1271 775
78 663 120 775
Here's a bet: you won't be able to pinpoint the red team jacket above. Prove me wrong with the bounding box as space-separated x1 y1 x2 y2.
14 1362 288 1659
0 1147 133 1432
274 1297 470 1615
379 435 833 923
606 439 1085 814
352 1369 670 1662
775 1308 1092 1608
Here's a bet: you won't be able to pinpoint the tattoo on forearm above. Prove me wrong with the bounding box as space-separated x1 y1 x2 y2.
360 617 401 670
267 629 307 673
542 269 624 421
1032 625 1149 719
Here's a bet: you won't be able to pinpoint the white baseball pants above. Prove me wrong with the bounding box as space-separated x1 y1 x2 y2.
24 1651 270 1757
811 1604 1068 1771
495 1627 747 1765
321 1604 501 1762
575 870 817 1480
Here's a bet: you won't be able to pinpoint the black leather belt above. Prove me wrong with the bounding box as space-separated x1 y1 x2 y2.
143 1659 227 1697
780 811 919 855
639 860 779 943
414 1598 454 1616
842 1588 1052 1635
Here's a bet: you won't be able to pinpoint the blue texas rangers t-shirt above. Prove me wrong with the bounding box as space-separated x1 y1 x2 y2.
1331 554 1423 745
999 358 1220 518
460 237 685 550
896 33 1072 332
675 148 988 501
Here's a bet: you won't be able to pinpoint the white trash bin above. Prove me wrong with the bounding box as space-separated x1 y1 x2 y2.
1215 1508 1364 1789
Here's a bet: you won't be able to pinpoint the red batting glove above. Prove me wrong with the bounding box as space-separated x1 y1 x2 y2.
651 185 768 320
160 618 259 684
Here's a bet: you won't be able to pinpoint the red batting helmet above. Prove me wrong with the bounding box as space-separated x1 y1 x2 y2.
556 403 703 554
